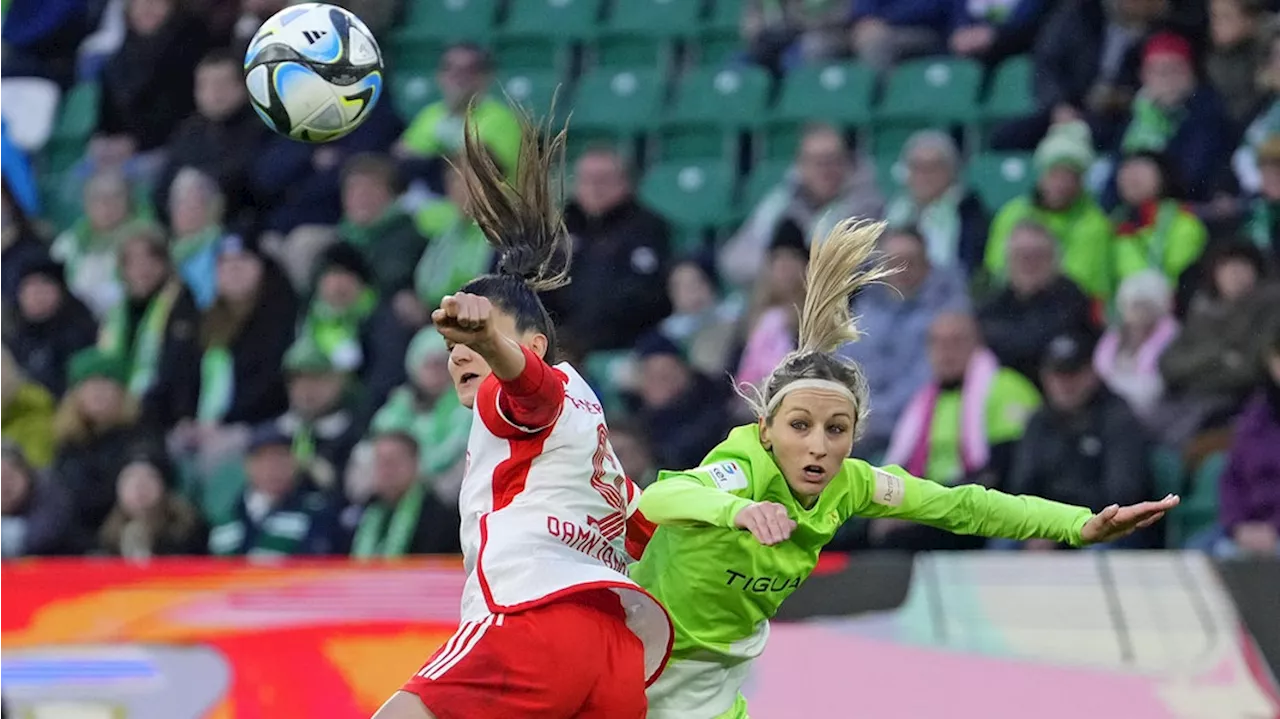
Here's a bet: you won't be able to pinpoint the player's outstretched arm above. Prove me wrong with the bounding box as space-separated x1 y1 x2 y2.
853 463 1179 547
638 475 755 530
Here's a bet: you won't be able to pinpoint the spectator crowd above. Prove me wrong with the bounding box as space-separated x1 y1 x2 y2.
2 0 1279 561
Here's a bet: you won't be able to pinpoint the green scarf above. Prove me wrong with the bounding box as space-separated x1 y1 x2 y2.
100 280 181 396
1122 94 1186 155
1247 199 1276 249
171 225 222 267
372 386 472 479
885 185 964 266
338 206 403 249
351 481 426 559
302 289 377 368
197 347 235 422
414 209 493 310
51 216 152 283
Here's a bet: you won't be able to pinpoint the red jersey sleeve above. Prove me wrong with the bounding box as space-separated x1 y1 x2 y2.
623 478 657 560
475 345 566 440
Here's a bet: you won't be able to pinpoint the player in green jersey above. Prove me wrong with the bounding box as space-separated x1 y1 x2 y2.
631 219 1180 719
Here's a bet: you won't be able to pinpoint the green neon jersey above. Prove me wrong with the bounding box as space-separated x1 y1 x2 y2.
631 424 1092 660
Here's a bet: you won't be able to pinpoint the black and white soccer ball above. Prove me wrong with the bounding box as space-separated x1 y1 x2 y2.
243 3 384 143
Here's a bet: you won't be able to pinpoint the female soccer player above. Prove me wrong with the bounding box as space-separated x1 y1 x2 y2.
373 113 672 719
632 219 1180 719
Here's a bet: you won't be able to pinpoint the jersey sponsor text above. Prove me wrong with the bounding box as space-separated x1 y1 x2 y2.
724 569 803 593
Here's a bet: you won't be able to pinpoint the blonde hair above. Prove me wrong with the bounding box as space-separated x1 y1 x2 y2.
738 218 896 435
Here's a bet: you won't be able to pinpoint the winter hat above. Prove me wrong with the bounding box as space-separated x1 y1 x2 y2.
283 337 338 375
404 326 448 377
317 242 374 286
67 348 129 387
17 257 67 288
1143 32 1193 67
1033 121 1096 175
634 331 685 362
769 218 809 258
1116 269 1173 316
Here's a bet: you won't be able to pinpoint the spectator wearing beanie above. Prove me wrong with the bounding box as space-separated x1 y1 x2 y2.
99 444 207 558
985 121 1114 300
102 224 202 430
657 254 742 379
192 233 299 428
632 333 733 472
1 349 57 469
271 338 365 493
6 257 98 397
208 422 344 557
979 220 1097 384
302 243 412 420
364 327 471 505
52 348 159 535
2 443 84 558
839 226 970 461
1118 32 1232 202
1094 269 1179 424
1111 150 1209 289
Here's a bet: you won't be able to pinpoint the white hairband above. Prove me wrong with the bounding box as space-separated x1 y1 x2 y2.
764 378 858 415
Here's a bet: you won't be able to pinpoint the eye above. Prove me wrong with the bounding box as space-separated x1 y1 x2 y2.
828 424 848 435
790 419 808 431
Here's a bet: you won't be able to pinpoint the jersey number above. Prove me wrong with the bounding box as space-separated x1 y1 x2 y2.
587 424 626 541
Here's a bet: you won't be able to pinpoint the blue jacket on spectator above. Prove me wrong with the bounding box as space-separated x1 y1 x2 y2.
852 0 953 35
2 123 40 217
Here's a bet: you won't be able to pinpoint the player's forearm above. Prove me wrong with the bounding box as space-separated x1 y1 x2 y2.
638 477 753 529
923 484 1092 547
475 333 528 381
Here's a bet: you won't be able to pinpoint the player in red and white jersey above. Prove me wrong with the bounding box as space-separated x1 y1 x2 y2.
373 111 672 719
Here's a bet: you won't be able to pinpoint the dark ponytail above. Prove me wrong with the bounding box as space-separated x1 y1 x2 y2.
456 101 572 361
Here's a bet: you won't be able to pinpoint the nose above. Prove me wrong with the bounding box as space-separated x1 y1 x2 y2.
807 435 828 459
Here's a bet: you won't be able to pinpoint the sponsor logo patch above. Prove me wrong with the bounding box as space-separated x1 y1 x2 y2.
872 469 905 507
700 461 748 491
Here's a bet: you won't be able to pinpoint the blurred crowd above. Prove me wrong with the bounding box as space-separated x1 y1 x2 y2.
1 0 1279 562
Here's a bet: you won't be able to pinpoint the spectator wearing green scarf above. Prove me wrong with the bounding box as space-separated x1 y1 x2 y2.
368 327 470 504
336 154 427 296
412 155 495 315
274 339 364 493
345 431 461 559
1111 151 1208 288
985 121 1114 301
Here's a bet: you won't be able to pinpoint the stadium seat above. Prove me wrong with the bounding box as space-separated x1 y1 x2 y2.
43 81 100 175
385 30 449 75
1172 451 1227 547
655 65 771 161
498 69 564 121
399 0 498 39
762 62 874 159
982 54 1034 123
391 74 440 123
965 152 1035 212
492 34 563 73
874 153 906 197
639 160 736 241
496 0 602 74
696 0 744 65
742 157 793 209
568 68 665 140
592 0 701 70
876 57 983 127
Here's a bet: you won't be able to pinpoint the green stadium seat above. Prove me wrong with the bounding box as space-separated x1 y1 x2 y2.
707 0 743 28
569 68 665 139
762 62 874 159
695 0 744 65
400 0 498 39
492 34 564 73
876 57 983 127
592 0 700 69
871 126 917 160
391 74 440 122
655 65 771 161
1172 452 1226 547
502 0 602 37
42 81 101 175
965 152 1035 212
640 160 736 237
874 153 906 197
385 30 449 75
982 54 1034 123
592 33 668 70
498 69 564 121
584 350 632 416
742 158 793 209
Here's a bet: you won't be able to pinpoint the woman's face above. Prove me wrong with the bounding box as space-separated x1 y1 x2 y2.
1117 157 1163 206
217 253 263 303
1214 258 1258 302
120 240 168 298
170 187 213 237
668 263 716 316
414 352 453 397
18 275 64 322
1038 166 1082 210
77 378 126 425
445 308 546 409
1 458 31 515
759 388 857 505
1121 298 1163 331
317 269 363 310
86 183 129 233
128 0 172 35
1209 0 1250 48
117 461 165 516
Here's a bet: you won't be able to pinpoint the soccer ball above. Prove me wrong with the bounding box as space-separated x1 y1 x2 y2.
243 3 384 143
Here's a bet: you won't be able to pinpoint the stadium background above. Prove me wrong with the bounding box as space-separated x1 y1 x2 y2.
2 0 1279 716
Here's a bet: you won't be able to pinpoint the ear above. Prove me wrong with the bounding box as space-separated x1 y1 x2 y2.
757 416 772 451
527 332 549 360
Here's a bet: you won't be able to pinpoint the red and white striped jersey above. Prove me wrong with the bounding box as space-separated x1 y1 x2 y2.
456 347 673 685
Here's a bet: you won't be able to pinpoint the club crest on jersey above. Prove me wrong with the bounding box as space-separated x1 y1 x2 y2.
699 460 747 491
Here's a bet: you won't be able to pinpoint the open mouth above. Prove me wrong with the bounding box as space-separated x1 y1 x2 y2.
459 372 480 386
802 465 825 481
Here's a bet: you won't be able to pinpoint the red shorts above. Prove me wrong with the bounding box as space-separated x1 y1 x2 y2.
400 589 646 719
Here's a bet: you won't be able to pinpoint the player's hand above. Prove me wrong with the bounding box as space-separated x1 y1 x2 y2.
1080 494 1179 545
432 293 498 350
734 502 797 546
